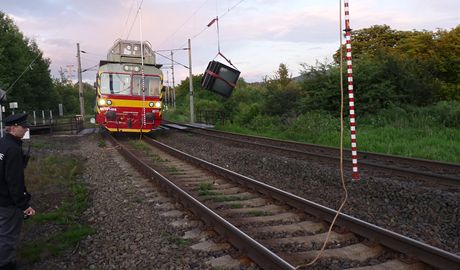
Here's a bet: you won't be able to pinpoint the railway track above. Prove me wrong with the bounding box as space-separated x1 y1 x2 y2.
162 122 460 187
106 133 460 270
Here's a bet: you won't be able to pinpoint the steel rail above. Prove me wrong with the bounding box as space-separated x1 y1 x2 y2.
106 134 296 270
145 136 460 270
163 122 460 186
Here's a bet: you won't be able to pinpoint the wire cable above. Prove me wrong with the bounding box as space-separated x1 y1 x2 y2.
82 64 99 73
126 0 144 40
295 1 349 267
1 53 41 101
176 0 247 49
120 0 137 38
157 0 212 49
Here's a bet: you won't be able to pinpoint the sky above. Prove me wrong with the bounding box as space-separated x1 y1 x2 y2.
1 0 459 85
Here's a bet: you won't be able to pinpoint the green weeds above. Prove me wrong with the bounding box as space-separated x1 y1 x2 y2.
229 203 243 209
247 210 268 217
98 140 106 148
19 225 95 263
197 182 221 196
212 195 249 202
19 154 93 263
219 110 460 164
167 166 179 173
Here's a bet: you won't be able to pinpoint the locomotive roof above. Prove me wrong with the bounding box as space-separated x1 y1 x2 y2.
107 39 156 65
99 60 162 70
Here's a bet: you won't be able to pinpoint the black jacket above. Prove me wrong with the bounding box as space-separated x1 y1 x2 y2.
0 133 31 210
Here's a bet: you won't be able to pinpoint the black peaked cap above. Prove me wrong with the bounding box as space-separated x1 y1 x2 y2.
4 113 30 127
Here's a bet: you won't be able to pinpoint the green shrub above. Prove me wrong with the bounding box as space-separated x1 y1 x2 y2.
429 101 460 128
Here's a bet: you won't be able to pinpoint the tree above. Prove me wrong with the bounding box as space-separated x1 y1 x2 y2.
299 61 341 115
432 26 460 101
330 24 460 110
274 63 292 88
0 12 55 112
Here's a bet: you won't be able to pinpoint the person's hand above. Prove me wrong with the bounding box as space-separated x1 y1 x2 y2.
24 207 36 216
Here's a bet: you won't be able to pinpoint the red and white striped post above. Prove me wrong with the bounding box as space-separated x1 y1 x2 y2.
344 0 359 180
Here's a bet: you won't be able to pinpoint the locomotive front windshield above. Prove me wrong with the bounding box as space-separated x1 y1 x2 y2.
100 73 161 96
100 73 131 95
133 75 160 96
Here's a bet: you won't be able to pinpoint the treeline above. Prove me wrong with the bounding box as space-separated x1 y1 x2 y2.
171 24 460 128
0 12 94 115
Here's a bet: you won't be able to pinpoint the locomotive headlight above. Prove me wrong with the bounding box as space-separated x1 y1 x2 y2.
98 99 106 106
107 100 112 105
154 101 162 108
148 101 154 107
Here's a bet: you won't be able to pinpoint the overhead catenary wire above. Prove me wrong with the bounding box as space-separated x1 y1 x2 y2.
82 64 99 73
176 0 247 49
156 0 212 49
120 0 137 38
155 51 189 69
154 0 246 74
126 0 144 40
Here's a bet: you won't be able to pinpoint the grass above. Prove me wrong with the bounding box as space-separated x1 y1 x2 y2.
128 140 170 163
211 195 249 202
19 153 94 263
167 166 179 173
247 210 269 217
129 139 147 151
30 141 53 150
196 182 222 196
172 237 191 247
19 225 95 263
162 231 191 247
198 182 213 191
31 180 88 224
198 190 221 196
98 139 107 148
358 126 460 162
229 203 243 209
149 153 168 162
218 115 460 164
134 196 144 203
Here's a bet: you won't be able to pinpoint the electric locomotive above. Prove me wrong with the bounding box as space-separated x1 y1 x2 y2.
95 39 163 132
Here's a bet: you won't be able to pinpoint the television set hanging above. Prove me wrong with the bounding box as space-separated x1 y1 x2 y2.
201 60 240 98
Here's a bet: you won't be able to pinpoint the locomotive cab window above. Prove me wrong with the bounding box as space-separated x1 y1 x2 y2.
133 75 160 96
100 73 131 95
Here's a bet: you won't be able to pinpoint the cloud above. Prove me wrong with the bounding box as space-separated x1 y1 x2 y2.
2 0 459 84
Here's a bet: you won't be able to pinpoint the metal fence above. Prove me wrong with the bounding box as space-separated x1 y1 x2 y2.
196 110 226 125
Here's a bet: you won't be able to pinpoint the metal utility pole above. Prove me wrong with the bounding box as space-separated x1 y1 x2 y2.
170 50 176 108
188 38 194 123
76 43 85 118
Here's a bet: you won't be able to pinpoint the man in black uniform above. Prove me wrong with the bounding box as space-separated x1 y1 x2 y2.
0 113 35 270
